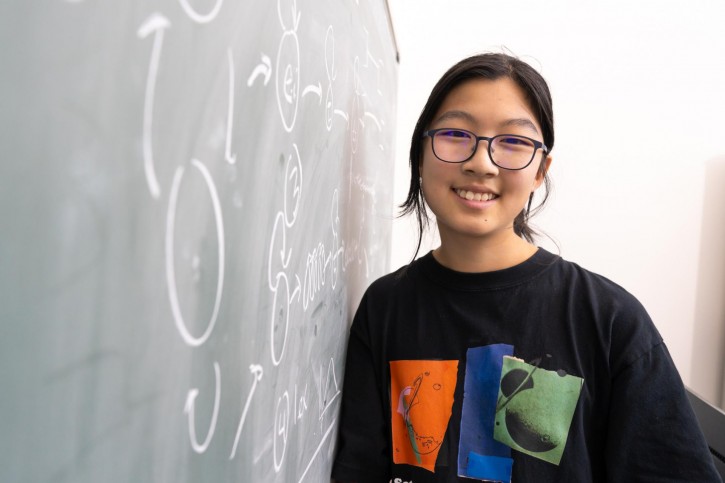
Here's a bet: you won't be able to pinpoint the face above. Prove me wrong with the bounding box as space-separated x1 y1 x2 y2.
420 77 551 246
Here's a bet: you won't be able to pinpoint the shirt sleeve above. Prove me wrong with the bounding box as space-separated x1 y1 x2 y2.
605 341 722 482
331 294 391 482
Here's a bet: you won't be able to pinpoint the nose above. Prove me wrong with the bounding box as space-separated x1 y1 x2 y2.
463 138 499 176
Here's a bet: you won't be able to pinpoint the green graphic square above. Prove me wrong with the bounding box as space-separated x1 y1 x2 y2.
493 356 584 465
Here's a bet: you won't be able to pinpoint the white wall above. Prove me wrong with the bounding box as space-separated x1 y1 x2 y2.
387 0 725 407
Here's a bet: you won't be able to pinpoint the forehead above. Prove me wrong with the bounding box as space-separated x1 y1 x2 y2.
432 77 541 133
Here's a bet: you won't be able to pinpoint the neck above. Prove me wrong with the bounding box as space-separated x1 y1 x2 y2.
432 229 538 273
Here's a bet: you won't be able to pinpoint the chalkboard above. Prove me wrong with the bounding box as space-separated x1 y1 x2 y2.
0 1 397 481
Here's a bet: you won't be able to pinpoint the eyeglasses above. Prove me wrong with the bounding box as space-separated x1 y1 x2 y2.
423 128 548 170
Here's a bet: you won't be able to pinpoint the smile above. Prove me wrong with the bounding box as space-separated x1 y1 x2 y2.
455 189 498 202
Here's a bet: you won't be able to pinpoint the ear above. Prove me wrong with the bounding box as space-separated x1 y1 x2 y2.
533 154 552 190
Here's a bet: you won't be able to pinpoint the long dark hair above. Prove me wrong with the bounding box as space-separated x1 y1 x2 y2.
399 53 555 259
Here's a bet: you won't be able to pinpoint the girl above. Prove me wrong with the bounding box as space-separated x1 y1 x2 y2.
331 53 720 482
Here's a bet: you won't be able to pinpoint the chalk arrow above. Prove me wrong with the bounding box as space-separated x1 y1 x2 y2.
247 54 272 87
137 12 170 37
229 364 264 459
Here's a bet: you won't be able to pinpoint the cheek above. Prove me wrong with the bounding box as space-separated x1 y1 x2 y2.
419 153 439 187
510 168 541 193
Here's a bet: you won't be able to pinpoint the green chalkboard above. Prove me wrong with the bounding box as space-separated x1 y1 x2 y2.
0 0 397 481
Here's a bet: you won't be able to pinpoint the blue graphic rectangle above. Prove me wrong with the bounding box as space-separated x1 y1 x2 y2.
467 452 514 482
458 344 513 481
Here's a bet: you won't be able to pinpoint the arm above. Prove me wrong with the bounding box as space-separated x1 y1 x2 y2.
605 342 721 481
331 295 391 482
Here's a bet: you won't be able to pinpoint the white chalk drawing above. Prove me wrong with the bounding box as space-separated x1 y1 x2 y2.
184 361 221 453
301 82 322 103
363 111 383 131
284 144 303 227
276 0 300 32
324 25 337 131
131 0 393 476
270 270 291 367
165 159 225 347
225 48 237 165
297 419 337 483
247 54 272 87
329 189 342 290
268 211 291 290
317 357 341 423
350 57 362 156
178 0 224 24
363 26 384 96
267 143 305 366
333 109 348 123
137 13 170 199
294 383 309 422
273 391 290 472
275 32 300 132
229 364 264 459
275 0 300 132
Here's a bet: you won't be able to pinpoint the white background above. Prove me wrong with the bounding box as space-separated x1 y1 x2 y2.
387 0 725 407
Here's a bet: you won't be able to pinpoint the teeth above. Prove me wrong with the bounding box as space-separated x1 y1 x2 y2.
457 189 496 201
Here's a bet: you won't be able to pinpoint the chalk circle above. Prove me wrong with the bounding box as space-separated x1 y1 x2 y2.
329 190 341 290
267 212 289 291
276 30 300 133
273 391 290 472
165 160 225 347
324 26 335 131
276 0 299 31
284 144 303 227
270 271 290 367
324 25 336 81
349 57 364 154
178 0 224 24
350 93 361 154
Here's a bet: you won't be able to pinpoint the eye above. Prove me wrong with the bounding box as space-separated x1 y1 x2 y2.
437 129 471 139
498 136 534 147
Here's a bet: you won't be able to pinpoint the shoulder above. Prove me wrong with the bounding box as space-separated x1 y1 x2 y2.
547 254 663 372
363 255 426 300
350 257 427 337
551 256 647 315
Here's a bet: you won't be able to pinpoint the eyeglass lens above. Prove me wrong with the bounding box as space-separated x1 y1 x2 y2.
432 129 537 169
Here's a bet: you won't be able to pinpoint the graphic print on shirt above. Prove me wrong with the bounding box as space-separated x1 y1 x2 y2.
493 355 584 465
458 344 515 482
389 360 458 472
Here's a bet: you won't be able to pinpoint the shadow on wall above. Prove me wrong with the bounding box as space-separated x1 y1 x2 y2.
691 156 725 409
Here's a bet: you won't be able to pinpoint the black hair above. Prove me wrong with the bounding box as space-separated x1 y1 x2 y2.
399 52 555 259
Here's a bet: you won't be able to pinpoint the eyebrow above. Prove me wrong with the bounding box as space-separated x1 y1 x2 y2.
500 118 540 134
433 110 476 125
433 110 541 135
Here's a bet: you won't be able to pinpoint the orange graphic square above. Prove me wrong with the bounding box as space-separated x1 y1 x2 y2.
389 360 459 472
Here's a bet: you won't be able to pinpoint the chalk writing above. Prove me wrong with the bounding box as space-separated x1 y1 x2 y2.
184 361 221 453
132 0 393 478
248 54 272 87
137 13 170 199
225 48 237 165
273 391 290 472
178 0 224 24
165 159 225 348
230 364 264 459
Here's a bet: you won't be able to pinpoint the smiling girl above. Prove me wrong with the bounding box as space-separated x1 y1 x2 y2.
331 53 720 482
